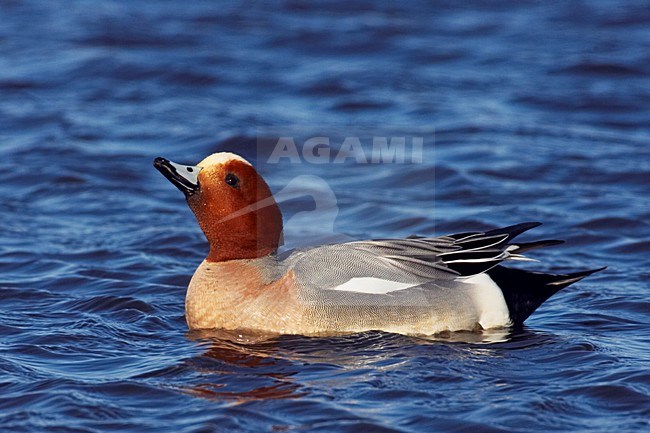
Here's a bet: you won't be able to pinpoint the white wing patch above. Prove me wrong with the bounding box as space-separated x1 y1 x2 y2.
330 277 416 294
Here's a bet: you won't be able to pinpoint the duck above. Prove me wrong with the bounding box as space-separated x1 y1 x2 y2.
153 152 603 335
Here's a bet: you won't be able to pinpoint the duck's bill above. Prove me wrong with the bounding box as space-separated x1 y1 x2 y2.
153 157 202 196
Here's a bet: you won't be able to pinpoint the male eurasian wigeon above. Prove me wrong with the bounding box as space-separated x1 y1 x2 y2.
153 152 603 335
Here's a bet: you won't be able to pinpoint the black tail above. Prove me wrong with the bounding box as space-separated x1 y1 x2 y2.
487 265 606 325
510 239 565 254
484 221 541 242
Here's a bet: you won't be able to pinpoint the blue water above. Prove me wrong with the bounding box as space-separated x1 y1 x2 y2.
1 1 649 432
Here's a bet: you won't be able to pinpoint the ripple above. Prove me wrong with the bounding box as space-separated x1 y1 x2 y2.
576 217 648 230
62 295 156 315
552 62 646 77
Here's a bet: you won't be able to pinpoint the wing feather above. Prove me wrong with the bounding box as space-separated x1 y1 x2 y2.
288 222 558 294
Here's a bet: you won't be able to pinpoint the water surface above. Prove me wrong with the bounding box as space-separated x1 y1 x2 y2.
1 1 649 432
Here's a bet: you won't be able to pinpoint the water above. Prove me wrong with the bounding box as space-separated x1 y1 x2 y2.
1 1 649 432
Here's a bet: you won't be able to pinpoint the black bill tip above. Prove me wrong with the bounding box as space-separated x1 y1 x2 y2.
153 157 169 168
153 157 200 196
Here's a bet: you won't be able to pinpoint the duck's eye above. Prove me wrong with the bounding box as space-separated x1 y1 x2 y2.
225 173 240 188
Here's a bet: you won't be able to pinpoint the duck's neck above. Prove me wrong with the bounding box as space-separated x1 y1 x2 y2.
206 244 278 263
193 255 279 293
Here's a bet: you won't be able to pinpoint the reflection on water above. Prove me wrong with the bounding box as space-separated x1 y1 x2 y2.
417 328 514 344
181 327 534 404
184 330 305 403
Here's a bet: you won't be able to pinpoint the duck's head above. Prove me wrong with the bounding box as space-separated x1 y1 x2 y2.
154 152 283 262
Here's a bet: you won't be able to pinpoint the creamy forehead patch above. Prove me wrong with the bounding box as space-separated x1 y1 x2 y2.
198 152 252 167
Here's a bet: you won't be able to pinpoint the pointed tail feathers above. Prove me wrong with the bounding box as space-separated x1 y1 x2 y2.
509 239 565 254
487 265 606 325
484 221 542 242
